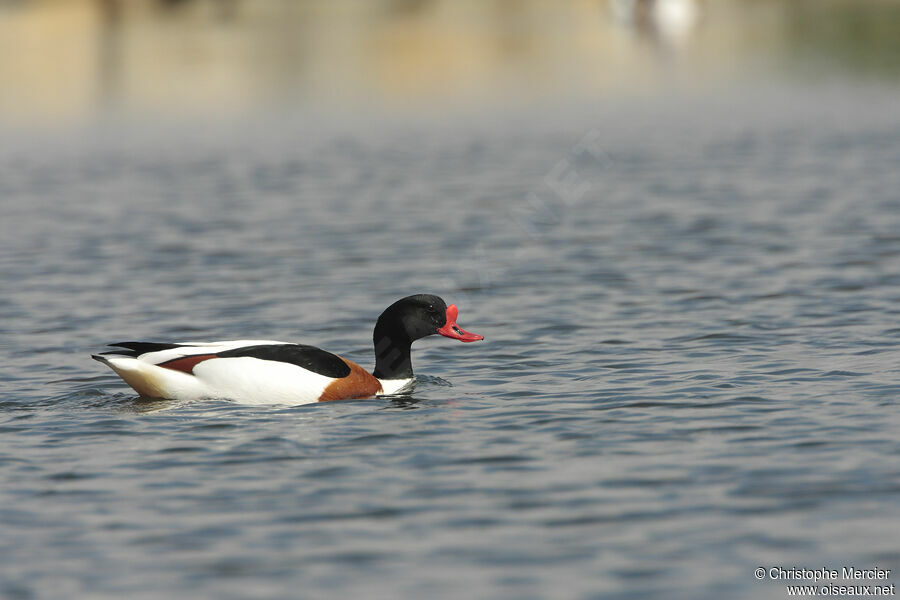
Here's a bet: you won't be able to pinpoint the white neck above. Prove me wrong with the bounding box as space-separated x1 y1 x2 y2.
377 378 414 396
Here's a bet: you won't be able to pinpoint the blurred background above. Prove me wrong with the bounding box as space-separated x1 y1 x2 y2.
2 0 899 127
2 3 900 600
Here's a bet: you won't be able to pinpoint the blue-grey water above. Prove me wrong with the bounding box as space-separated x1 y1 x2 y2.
1 88 899 599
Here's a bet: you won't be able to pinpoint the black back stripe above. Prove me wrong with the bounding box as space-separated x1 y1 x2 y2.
103 342 191 357
216 344 351 379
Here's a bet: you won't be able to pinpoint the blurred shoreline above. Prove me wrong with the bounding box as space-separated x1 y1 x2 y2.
1 0 899 126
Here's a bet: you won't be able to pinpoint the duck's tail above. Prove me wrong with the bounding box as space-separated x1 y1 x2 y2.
93 354 171 399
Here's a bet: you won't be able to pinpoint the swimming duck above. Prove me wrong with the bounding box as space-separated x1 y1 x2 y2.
92 294 482 405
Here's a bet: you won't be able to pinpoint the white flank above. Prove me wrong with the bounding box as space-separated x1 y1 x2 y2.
191 357 332 405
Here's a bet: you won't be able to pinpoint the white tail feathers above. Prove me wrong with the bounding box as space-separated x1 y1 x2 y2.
93 355 181 399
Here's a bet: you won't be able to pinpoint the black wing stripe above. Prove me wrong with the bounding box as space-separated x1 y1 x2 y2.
103 342 191 357
216 344 351 379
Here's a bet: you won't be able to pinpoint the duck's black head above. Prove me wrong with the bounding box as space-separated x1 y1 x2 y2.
372 294 483 380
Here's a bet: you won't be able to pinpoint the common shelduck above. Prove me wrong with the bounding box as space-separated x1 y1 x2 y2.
92 294 483 405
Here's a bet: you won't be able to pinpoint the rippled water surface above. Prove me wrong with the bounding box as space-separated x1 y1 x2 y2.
2 89 899 599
